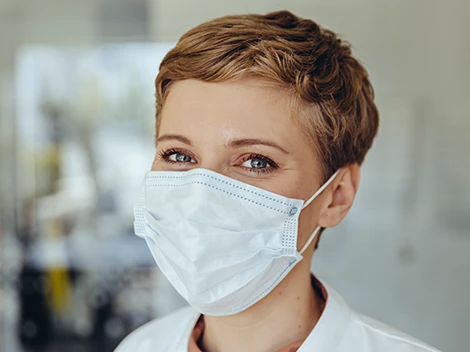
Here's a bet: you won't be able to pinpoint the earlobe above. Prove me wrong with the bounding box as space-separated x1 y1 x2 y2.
318 164 360 228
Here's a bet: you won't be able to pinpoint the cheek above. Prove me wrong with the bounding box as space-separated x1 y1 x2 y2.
274 170 313 200
151 154 162 171
297 201 322 242
249 170 304 199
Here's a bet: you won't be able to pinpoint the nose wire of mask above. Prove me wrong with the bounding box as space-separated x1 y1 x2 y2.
298 170 340 255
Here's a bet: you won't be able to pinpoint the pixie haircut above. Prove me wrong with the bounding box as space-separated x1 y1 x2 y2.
155 10 379 180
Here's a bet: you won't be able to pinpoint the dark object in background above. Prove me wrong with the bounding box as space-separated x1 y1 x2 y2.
17 262 142 352
18 265 52 347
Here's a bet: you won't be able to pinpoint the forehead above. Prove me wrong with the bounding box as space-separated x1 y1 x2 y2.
159 79 303 144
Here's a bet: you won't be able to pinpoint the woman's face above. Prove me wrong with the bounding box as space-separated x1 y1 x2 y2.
152 79 328 244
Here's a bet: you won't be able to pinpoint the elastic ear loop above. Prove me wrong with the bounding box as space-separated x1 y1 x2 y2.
299 170 340 254
299 226 322 254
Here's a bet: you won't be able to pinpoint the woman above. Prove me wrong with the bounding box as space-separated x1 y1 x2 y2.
116 11 440 352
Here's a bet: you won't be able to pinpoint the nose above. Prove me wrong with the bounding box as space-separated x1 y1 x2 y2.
192 146 231 176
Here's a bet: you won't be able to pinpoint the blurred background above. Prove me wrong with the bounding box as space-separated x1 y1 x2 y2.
0 0 469 351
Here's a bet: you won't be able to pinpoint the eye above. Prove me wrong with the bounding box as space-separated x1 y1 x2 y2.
239 154 278 174
169 152 194 163
158 148 196 164
241 157 269 169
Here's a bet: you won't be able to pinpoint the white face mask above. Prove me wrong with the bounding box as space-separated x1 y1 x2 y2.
134 168 338 316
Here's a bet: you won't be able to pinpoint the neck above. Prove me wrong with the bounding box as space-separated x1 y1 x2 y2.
201 262 324 352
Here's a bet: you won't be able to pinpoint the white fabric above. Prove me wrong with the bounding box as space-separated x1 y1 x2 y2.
115 279 440 352
133 168 336 316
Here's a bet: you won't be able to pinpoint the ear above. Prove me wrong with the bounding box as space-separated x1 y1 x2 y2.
318 164 360 228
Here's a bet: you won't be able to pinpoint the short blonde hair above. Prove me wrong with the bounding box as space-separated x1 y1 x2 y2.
155 10 379 179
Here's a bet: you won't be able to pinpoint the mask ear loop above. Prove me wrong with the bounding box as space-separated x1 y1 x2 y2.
299 226 322 254
301 170 340 210
299 170 340 254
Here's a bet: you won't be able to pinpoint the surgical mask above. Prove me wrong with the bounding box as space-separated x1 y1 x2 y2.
134 168 338 316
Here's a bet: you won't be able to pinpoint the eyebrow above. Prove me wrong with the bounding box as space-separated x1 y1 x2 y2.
156 134 289 154
228 138 289 154
156 134 193 146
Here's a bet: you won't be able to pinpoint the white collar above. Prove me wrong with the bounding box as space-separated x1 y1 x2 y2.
297 278 352 351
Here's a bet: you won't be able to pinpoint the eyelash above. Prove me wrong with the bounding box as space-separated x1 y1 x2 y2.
157 148 279 174
157 148 194 164
240 153 278 174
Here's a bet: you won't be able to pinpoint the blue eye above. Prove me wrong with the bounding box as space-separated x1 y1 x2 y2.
170 152 194 163
240 154 279 174
243 157 269 169
159 148 196 164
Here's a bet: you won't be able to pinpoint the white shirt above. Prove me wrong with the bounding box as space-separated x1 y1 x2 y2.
115 280 440 352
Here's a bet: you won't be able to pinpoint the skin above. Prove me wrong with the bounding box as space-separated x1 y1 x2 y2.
151 79 360 352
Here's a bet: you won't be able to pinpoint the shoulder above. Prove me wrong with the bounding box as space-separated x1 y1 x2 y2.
114 306 198 352
317 279 441 352
342 312 441 352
